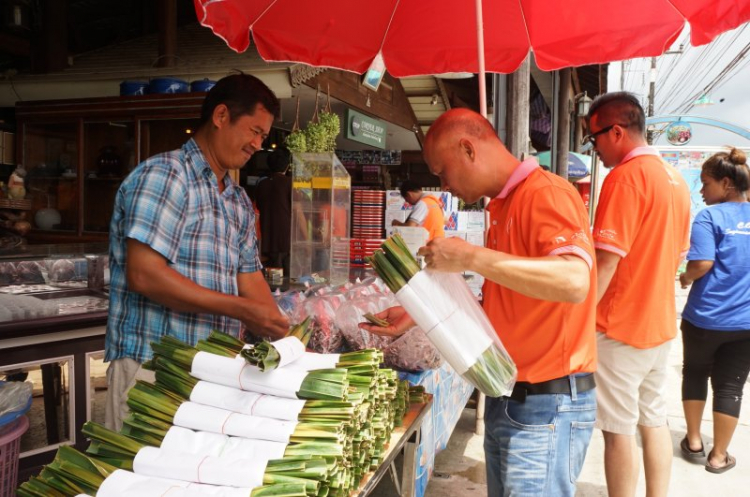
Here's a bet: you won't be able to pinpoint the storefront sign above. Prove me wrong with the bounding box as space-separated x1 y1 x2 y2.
346 109 386 149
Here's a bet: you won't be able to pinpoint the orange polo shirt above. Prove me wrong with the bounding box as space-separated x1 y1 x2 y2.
482 158 597 383
420 195 446 241
594 148 690 348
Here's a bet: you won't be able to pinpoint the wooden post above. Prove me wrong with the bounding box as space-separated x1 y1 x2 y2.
31 0 68 74
505 55 530 159
554 68 572 180
157 0 177 68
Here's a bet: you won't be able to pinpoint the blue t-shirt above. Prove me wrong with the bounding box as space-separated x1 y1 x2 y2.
682 202 750 331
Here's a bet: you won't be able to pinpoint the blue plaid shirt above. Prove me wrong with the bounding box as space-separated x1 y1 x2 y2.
105 138 261 363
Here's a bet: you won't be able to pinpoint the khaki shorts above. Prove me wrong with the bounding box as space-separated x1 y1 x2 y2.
594 333 672 435
104 357 156 432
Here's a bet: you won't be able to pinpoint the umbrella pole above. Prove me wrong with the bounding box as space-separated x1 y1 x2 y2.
475 0 488 436
476 0 487 118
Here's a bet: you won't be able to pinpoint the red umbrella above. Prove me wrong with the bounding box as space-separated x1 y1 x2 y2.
194 0 750 75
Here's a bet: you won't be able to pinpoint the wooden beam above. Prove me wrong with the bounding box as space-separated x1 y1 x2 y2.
31 0 68 74
157 0 177 68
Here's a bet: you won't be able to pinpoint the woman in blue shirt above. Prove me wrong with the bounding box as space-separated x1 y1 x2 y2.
679 148 750 474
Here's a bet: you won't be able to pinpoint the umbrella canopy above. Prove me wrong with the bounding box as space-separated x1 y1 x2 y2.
535 151 591 179
194 0 750 76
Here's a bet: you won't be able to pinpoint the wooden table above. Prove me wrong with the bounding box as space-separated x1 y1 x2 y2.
355 396 433 497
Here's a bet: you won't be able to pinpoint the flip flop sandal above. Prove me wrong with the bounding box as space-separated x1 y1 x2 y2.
680 435 705 458
705 453 736 474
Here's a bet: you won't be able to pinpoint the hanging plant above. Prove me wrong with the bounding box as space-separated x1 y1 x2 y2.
319 83 341 152
304 86 328 152
285 96 307 154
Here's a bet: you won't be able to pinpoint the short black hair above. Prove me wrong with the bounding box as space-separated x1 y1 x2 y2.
399 180 421 198
199 73 280 128
267 146 292 173
586 91 645 134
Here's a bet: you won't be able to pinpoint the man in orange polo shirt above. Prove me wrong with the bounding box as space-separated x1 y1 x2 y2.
363 108 597 496
586 92 690 497
392 180 446 241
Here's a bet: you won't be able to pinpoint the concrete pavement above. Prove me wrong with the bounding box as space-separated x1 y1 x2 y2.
423 282 750 496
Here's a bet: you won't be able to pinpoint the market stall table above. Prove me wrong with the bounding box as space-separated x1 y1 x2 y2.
356 396 433 497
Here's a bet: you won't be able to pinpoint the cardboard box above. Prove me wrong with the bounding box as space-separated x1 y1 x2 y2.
465 231 485 247
392 226 429 256
384 211 410 236
386 190 412 211
466 211 486 231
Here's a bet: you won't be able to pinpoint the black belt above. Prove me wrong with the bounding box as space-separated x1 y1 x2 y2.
508 374 596 403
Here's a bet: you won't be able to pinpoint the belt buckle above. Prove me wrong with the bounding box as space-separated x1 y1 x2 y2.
510 386 527 403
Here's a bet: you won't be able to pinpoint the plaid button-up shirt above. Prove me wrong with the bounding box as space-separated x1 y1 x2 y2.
105 138 261 363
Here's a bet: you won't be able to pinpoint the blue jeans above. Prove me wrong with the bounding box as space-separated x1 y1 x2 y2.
484 376 596 496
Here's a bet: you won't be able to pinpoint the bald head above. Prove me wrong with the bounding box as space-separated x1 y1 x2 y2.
423 108 517 202
425 108 497 151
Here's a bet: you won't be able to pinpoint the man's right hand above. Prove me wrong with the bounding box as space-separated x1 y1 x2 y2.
238 302 290 340
358 306 414 338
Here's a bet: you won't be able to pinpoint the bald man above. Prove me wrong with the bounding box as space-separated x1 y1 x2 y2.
362 108 598 496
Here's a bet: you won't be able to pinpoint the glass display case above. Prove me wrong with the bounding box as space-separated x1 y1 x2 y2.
14 93 207 242
0 243 109 329
0 243 109 472
290 153 351 285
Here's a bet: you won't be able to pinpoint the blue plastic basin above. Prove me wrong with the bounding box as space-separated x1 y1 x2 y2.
149 77 189 94
191 79 216 92
119 81 149 96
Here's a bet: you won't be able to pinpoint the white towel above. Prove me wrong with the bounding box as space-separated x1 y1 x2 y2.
97 469 253 497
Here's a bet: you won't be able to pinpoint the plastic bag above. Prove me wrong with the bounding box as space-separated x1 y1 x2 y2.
395 270 516 397
383 326 442 372
273 288 306 319
0 380 33 426
336 295 396 351
297 293 346 353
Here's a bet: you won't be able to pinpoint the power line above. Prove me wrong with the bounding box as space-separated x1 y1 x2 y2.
663 26 749 113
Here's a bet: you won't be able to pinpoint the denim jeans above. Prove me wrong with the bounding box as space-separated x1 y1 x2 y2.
484 376 597 496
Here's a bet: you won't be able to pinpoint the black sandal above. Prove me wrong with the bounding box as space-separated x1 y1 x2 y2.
680 435 705 459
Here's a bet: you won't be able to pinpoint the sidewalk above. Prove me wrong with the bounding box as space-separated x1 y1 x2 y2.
424 282 750 496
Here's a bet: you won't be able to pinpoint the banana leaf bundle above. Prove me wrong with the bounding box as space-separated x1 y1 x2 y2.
241 318 313 371
81 422 331 496
367 233 517 397
150 337 349 401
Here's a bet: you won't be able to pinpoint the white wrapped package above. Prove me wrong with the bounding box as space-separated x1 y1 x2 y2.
160 426 287 460
268 336 306 368
240 336 306 368
173 402 297 443
97 470 252 497
191 352 307 398
190 381 305 421
133 446 266 488
395 270 516 397
287 352 341 372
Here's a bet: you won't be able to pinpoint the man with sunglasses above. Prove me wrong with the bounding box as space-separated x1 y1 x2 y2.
586 92 690 497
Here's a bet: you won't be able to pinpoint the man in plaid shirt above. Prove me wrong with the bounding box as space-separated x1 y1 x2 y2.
104 74 289 430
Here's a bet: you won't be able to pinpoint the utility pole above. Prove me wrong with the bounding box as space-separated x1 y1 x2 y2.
620 60 627 91
647 57 657 144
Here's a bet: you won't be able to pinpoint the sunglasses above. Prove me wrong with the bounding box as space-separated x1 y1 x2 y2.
582 123 629 146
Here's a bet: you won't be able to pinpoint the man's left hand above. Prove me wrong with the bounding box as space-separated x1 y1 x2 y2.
418 236 475 273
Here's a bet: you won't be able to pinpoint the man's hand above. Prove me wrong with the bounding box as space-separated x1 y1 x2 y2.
418 236 476 273
679 271 692 289
237 303 290 340
358 306 414 338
